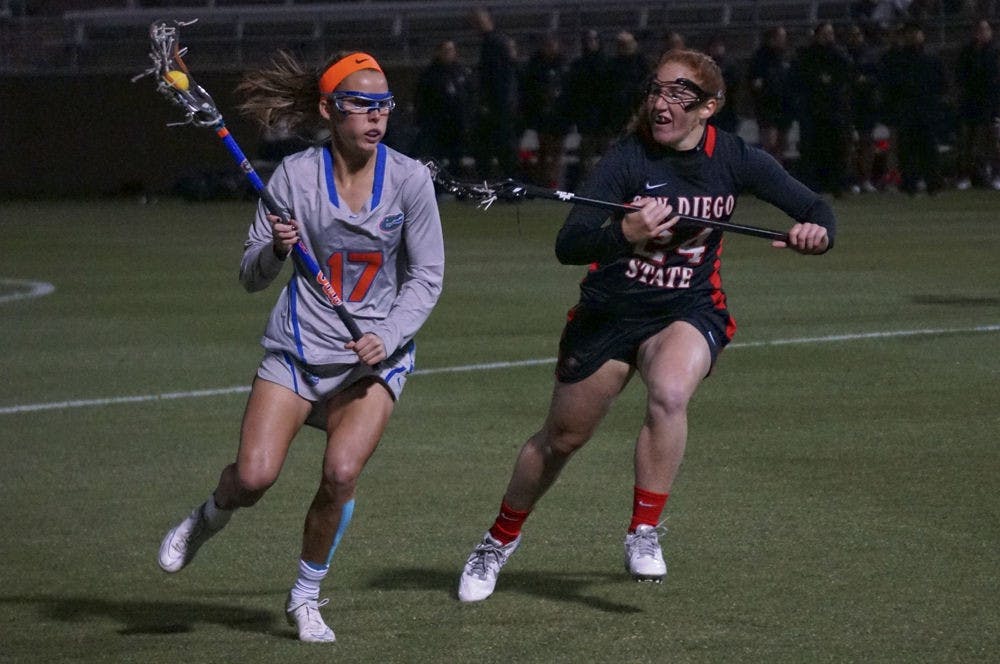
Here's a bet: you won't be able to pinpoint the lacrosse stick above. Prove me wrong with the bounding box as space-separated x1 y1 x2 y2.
133 19 364 341
427 162 789 242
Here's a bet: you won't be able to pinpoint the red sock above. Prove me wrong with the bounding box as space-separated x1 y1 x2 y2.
629 486 669 532
488 500 530 545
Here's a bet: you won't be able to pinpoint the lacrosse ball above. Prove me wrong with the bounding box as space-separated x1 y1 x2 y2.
164 70 189 91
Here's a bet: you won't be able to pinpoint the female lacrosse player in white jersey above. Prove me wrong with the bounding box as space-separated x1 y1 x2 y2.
157 51 444 643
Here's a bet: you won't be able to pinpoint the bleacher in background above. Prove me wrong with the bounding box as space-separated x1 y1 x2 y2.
1 0 990 74
1 1 995 198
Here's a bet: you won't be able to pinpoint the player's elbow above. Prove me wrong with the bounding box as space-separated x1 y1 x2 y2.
554 238 585 265
239 270 269 293
555 245 595 266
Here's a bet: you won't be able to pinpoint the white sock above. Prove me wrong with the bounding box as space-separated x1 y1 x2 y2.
201 494 233 531
290 559 329 604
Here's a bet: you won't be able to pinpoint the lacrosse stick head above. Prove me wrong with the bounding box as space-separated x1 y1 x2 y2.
132 19 222 128
424 160 527 210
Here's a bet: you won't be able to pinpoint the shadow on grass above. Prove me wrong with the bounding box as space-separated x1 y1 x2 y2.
367 567 644 614
1 594 289 638
912 294 1000 306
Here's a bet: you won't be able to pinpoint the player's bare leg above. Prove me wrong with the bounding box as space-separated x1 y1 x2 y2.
634 321 711 492
458 360 632 602
303 377 393 561
504 360 633 510
223 379 312 506
287 378 394 643
159 379 308 573
625 321 712 581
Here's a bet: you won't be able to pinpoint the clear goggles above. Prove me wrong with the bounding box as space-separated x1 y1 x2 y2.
646 78 717 110
328 90 396 115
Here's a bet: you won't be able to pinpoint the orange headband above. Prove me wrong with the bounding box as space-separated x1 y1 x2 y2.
318 52 383 96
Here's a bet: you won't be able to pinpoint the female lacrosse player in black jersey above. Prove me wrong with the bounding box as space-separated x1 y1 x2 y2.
458 48 835 602
155 51 444 642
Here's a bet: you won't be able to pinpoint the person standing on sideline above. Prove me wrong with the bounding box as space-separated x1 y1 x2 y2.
457 48 835 602
706 33 742 135
471 8 522 179
791 22 854 195
954 19 1000 190
844 23 884 193
414 39 473 174
522 31 572 188
565 28 611 189
156 50 445 643
748 26 795 165
880 21 948 195
605 31 651 139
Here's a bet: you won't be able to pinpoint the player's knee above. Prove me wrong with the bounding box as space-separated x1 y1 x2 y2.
321 458 363 491
234 465 278 503
539 424 591 457
647 382 693 419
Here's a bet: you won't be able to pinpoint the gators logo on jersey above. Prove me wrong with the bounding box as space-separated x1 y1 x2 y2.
379 213 405 231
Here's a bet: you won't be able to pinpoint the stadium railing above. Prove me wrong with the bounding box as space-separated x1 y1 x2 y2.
2 0 982 74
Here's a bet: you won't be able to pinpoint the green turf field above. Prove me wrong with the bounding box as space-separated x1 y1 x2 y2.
1 191 998 663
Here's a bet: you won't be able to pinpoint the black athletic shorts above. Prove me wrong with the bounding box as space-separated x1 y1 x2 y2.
555 303 734 384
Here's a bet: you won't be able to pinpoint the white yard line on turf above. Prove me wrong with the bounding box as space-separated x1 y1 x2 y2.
0 279 55 304
1 324 998 416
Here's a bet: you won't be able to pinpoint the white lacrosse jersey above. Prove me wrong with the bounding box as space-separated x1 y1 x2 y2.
240 143 445 365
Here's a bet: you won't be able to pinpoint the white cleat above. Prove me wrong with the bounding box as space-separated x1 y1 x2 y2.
158 502 223 573
286 594 336 643
458 532 520 602
625 524 667 582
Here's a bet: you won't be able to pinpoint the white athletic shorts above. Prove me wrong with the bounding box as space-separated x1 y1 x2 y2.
257 341 415 429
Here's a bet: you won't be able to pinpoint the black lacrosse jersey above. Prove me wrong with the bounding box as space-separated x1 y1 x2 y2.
556 124 836 330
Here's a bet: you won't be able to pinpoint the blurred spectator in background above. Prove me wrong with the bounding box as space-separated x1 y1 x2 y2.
522 32 571 188
471 8 521 179
870 0 915 28
414 39 472 174
565 28 611 189
907 0 941 22
661 30 686 56
851 0 882 26
3 0 27 18
792 22 854 195
845 23 884 193
876 23 907 189
749 26 795 164
954 19 1000 190
706 33 742 134
605 31 650 140
880 21 948 195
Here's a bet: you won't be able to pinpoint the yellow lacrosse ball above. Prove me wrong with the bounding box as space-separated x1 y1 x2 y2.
164 70 189 91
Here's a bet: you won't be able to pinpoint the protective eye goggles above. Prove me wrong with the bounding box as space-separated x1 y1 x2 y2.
328 90 396 115
646 78 719 111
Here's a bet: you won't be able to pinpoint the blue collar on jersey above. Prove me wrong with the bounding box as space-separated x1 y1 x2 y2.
323 143 387 210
